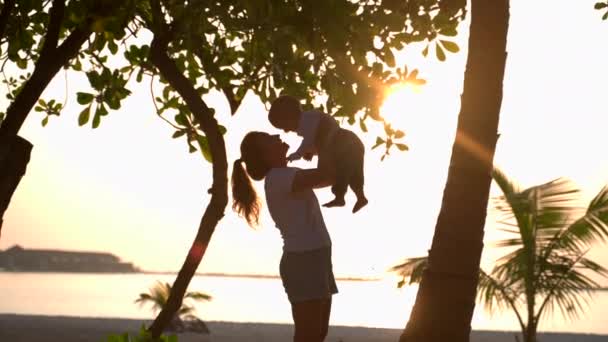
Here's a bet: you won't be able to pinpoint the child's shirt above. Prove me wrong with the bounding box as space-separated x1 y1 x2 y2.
288 110 339 161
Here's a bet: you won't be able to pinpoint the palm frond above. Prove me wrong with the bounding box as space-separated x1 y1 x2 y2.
135 281 170 311
556 186 608 250
390 256 427 288
492 168 520 198
134 293 155 305
178 304 195 316
184 292 212 302
135 281 212 321
536 253 606 322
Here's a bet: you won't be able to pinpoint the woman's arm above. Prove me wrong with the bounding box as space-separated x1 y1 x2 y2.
291 167 335 193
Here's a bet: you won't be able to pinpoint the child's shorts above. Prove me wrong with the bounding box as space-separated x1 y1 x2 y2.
279 246 338 303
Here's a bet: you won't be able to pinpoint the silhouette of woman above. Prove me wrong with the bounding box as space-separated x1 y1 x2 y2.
231 132 337 342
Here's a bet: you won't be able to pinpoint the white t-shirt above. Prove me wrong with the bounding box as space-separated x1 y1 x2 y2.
264 167 331 252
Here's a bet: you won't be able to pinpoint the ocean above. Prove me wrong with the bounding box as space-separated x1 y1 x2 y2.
1 272 607 335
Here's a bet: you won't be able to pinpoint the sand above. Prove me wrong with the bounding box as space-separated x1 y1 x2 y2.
0 314 605 342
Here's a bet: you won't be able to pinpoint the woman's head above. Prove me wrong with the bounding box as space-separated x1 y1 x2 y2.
232 132 289 226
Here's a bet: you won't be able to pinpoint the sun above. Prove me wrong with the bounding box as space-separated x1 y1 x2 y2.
380 82 425 132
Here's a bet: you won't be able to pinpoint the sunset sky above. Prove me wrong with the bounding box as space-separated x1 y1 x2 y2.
2 0 608 280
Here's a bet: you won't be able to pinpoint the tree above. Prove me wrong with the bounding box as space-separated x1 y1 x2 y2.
399 1 510 341
393 169 608 342
135 281 212 333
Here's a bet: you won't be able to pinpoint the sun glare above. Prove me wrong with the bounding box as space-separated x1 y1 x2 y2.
380 82 425 132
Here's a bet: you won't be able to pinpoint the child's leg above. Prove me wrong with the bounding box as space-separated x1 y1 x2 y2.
322 131 350 208
349 141 368 213
322 155 349 207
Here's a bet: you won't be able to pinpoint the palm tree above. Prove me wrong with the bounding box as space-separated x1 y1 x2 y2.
399 1 510 341
393 169 608 342
135 281 212 333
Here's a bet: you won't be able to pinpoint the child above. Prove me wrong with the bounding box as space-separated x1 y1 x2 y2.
268 95 368 213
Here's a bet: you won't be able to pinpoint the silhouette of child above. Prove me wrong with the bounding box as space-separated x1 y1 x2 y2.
268 95 368 213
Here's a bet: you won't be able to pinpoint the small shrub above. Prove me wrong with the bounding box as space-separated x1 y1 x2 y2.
104 325 178 342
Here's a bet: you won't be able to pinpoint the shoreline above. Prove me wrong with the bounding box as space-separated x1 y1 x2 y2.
0 269 381 281
1 314 606 342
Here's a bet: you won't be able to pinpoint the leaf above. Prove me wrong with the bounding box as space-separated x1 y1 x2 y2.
394 130 405 139
92 112 101 129
408 69 419 80
439 27 458 37
436 44 446 62
34 106 44 112
97 104 109 116
440 40 460 53
77 92 95 105
359 118 368 132
16 59 27 69
595 2 608 9
41 117 49 127
603 11 608 20
172 130 186 139
372 137 385 150
421 44 429 57
218 125 227 135
384 123 394 136
72 59 82 71
108 40 118 55
372 62 383 76
396 143 409 151
384 47 396 67
78 106 91 126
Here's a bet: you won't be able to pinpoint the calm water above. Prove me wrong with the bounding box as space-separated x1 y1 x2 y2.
0 272 607 334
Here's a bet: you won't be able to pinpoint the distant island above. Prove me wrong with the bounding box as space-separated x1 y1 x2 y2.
0 245 138 273
0 245 380 281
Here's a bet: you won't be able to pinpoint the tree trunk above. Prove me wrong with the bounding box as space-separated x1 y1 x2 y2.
147 4 229 335
524 321 537 342
399 1 510 341
0 136 33 238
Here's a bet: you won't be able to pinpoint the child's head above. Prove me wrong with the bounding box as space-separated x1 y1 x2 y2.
268 95 301 132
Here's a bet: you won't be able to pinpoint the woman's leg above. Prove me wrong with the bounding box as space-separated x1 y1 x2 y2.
319 296 332 340
291 297 332 342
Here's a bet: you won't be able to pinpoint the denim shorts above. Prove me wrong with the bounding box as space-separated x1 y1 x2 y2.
279 246 338 303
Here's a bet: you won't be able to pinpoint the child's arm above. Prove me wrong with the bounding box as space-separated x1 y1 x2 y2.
287 139 316 162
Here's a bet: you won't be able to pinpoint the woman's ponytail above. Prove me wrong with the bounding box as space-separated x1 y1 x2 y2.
231 158 260 227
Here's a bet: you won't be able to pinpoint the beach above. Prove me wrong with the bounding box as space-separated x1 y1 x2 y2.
0 314 606 342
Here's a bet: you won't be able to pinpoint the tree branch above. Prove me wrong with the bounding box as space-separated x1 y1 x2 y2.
39 0 65 58
147 0 228 337
0 0 16 40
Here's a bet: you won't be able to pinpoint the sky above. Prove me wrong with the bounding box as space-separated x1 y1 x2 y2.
2 0 608 280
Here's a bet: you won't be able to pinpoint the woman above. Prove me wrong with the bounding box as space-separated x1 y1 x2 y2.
232 131 337 342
